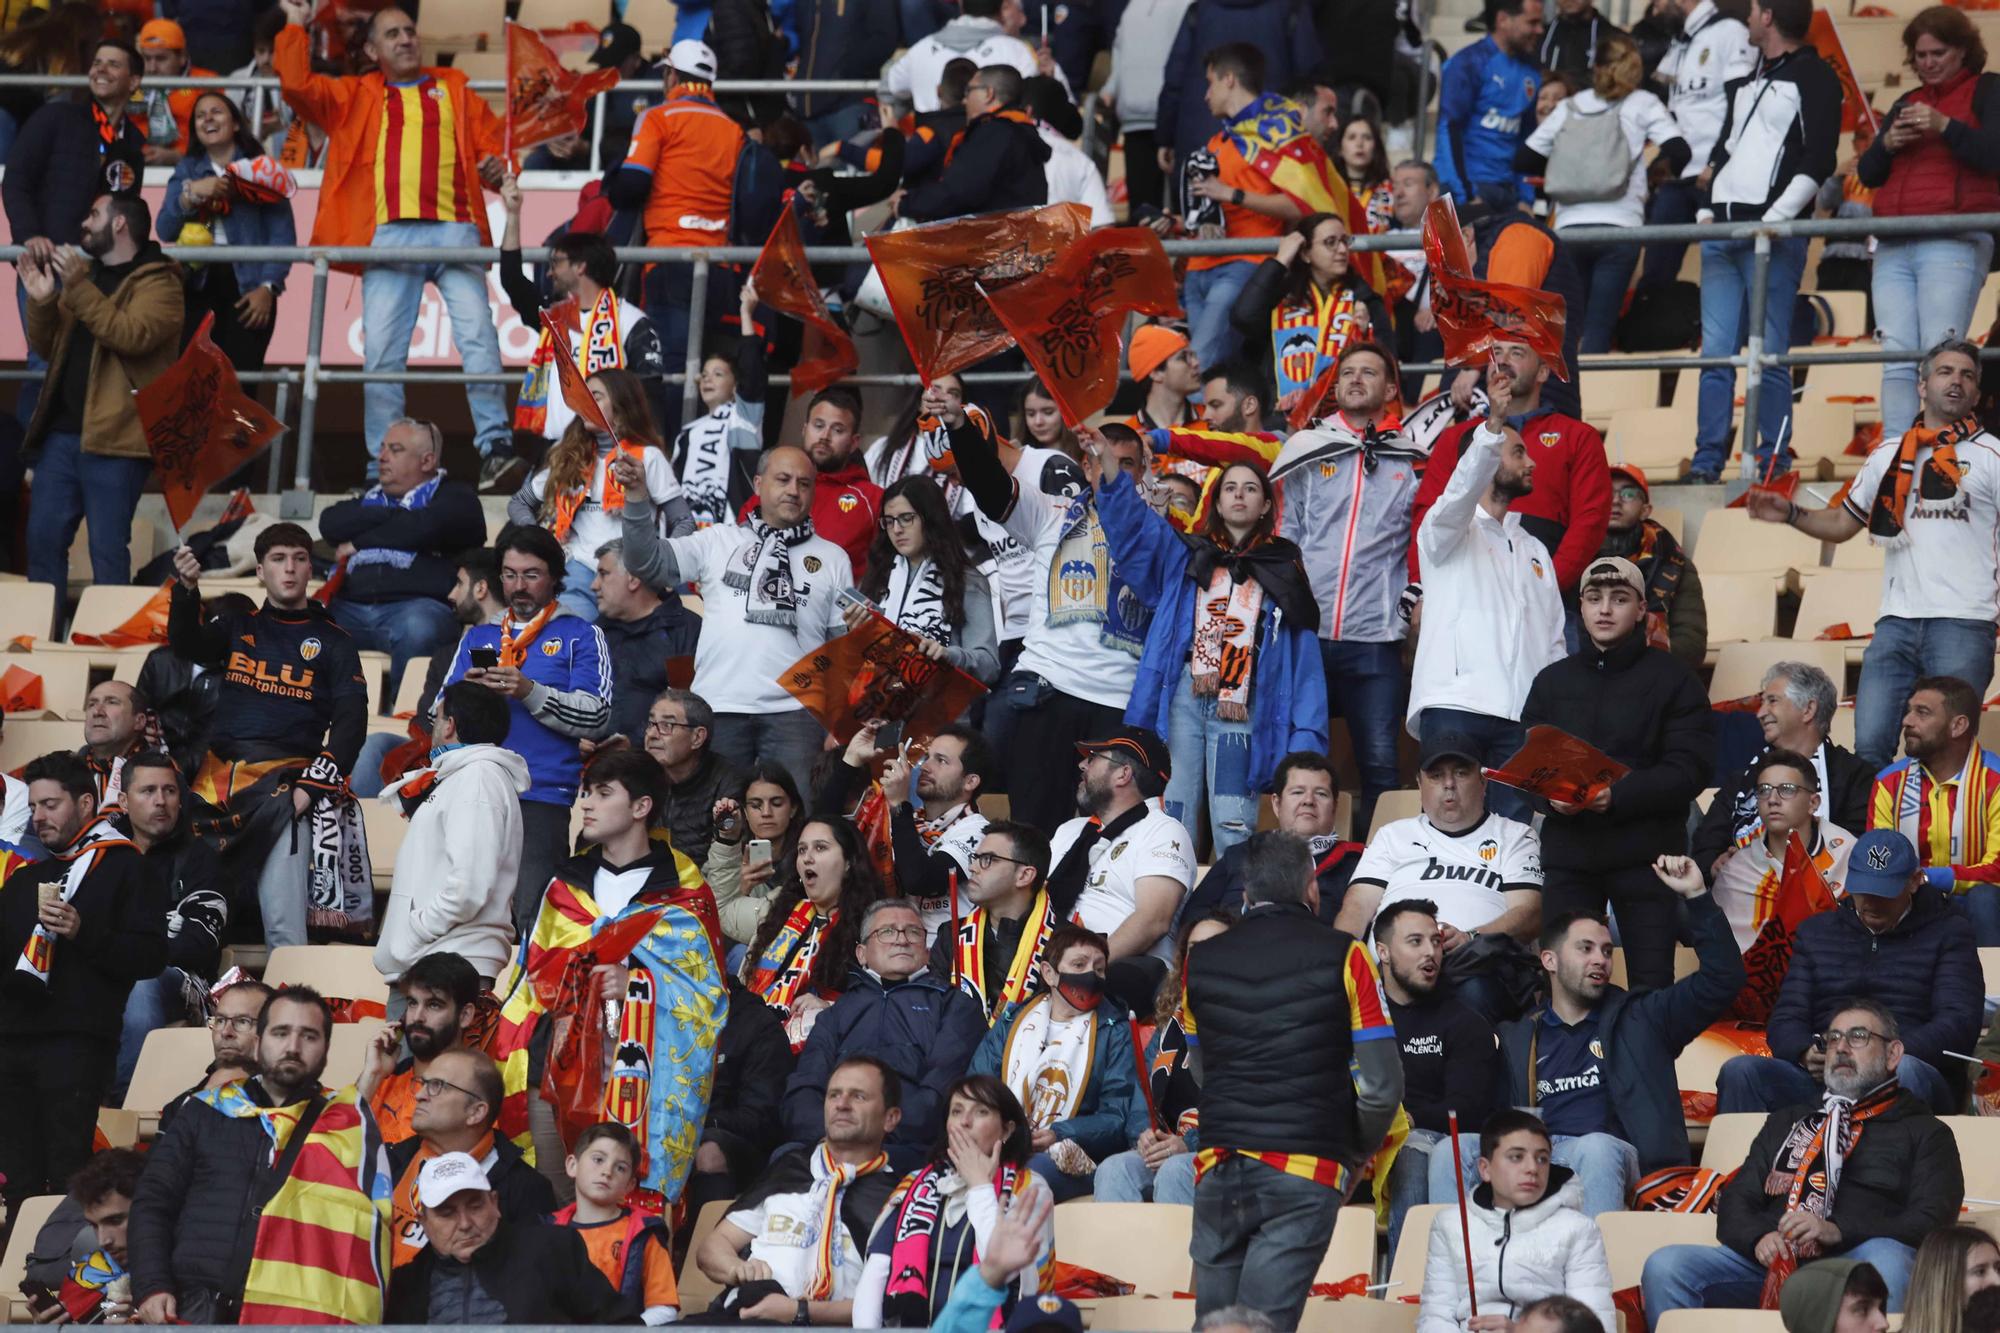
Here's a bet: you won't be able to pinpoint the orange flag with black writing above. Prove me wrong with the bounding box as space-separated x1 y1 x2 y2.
540 303 617 436
137 313 286 532
865 203 1091 383
506 21 619 152
1733 831 1840 1022
1483 724 1629 806
981 228 1183 426
752 202 859 396
1423 197 1569 381
779 606 987 747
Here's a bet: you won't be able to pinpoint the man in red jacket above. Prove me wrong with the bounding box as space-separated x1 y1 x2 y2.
1406 340 1611 644
738 384 881 573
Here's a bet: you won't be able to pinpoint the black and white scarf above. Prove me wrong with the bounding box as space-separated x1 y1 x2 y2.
884 555 952 645
724 510 816 628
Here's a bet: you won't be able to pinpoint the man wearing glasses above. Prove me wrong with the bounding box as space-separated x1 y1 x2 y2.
932 820 1059 1028
643 688 743 868
1717 827 1982 1117
156 979 272 1135
1709 749 1856 954
779 898 986 1170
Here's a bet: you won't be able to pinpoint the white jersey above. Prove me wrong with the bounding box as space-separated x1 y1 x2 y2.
661 525 854 713
1352 810 1543 933
1657 0 1755 176
1842 426 2000 622
1711 820 1855 953
1049 804 1195 962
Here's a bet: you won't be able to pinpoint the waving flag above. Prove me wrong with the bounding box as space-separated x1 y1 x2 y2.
752 202 859 396
1423 196 1569 380
780 605 987 747
540 303 616 436
137 313 286 532
1732 831 1840 1022
506 21 619 153
1808 11 1877 134
69 582 174 648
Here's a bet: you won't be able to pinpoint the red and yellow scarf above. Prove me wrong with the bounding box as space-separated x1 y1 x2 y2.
516 290 629 435
748 898 837 1018
955 890 1054 1025
804 1143 889 1301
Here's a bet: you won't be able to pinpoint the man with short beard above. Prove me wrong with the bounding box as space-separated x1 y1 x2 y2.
158 979 272 1134
1642 998 1962 1319
359 950 483 1144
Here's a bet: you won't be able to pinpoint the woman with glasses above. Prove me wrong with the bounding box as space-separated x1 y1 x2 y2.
846 475 1001 686
741 816 882 1049
707 762 808 947
1228 211 1390 410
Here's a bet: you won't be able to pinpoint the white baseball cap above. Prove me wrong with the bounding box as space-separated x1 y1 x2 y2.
415 1152 493 1209
668 39 718 81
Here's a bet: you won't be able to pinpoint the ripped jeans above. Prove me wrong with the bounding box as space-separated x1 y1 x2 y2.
1162 666 1257 860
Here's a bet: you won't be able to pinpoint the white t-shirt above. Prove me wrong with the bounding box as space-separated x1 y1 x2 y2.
1525 89 1684 231
1048 804 1196 962
725 1186 866 1303
525 444 682 565
1352 810 1544 933
1002 449 1139 710
0 773 26 847
1842 428 2000 622
592 862 653 918
664 525 855 713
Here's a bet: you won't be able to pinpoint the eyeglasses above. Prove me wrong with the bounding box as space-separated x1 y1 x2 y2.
207 1014 258 1033
417 1075 483 1100
867 925 927 943
1613 486 1646 502
1753 782 1816 799
968 850 1028 871
1322 234 1352 250
881 512 922 530
646 718 694 734
1817 1027 1889 1050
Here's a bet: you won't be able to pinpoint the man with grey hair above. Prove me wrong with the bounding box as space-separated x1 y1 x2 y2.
1693 659 1872 879
589 538 699 746
1185 830 1404 1329
1195 1305 1280 1333
322 416 488 695
645 688 741 866
778 897 986 1170
1748 338 2000 769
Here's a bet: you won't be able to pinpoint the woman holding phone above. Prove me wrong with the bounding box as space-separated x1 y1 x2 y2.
846 474 1001 685
705 762 807 946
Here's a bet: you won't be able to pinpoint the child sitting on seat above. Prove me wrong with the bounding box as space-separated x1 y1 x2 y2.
553 1122 680 1325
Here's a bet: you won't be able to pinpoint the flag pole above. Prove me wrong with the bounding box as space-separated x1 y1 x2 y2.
502 20 516 174
948 868 961 985
1449 1109 1477 1319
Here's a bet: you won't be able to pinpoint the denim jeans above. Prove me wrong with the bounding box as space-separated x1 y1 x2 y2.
1323 639 1406 837
351 731 403 799
1642 1236 1917 1327
114 966 188 1103
1386 1127 1444 1260
1416 707 1530 823
709 707 830 798
1191 1153 1344 1329
1182 261 1256 373
25 431 153 618
556 556 600 624
643 262 741 440
1570 232 1643 355
1093 1148 1198 1204
1163 666 1258 860
1855 614 1999 771
1028 1150 1096 1202
361 220 510 462
1715 1052 1956 1117
1441 1130 1638 1218
1694 235 1810 478
1871 232 1995 433
328 596 459 699
1638 176 1700 291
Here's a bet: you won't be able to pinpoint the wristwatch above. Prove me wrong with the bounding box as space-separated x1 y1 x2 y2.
794 1299 811 1325
1231 187 1246 207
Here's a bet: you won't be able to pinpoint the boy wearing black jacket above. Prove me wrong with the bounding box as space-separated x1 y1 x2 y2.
1521 556 1713 993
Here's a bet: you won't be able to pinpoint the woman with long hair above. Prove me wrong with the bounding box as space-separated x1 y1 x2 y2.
865 373 967 486
742 816 881 1048
1336 113 1394 233
1229 210 1391 406
706 762 808 945
508 367 694 621
851 1076 1057 1327
1517 32 1689 353
1906 1225 2000 1333
1014 379 1081 464
1093 433 1326 858
850 475 1001 684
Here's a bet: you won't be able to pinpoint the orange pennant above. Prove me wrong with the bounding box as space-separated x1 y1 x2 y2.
137 313 285 532
1423 197 1570 381
751 203 859 397
1807 11 1877 134
1483 724 1630 806
69 581 175 649
506 22 619 152
0 664 44 713
540 303 616 437
865 203 1091 383
779 606 987 748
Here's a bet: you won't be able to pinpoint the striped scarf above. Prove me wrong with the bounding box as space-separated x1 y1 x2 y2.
881 1161 1030 1327
516 290 628 435
1865 415 1976 543
1759 1078 1900 1308
14 819 132 987
803 1143 889 1301
954 891 1054 1026
725 511 816 629
748 898 837 1016
349 471 445 573
1874 748 2000 891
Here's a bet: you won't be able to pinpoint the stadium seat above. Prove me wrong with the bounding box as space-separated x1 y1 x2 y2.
620 0 678 47
1810 294 1871 343
356 651 390 714
1652 507 1685 542
1581 369 1665 422
1597 1211 1719 1291
0 1194 64 1323
1708 641 1849 706
1678 1028 1757 1106
1313 1206 1376 1288
1368 790 1423 840
1052 1202 1193 1298
264 944 389 1004
1387 1202 1446 1300
0 582 57 644
1967 1209 2000 1245
1657 1312 1785 1333
0 716 85 770
1946 1118 2000 1205
1299 1299 1419 1332
1604 407 1698 479
1609 945 1697 991
390 664 429 718
361 800 406 891
1701 573 1785 645
1790 570 1882 642
1787 403 1859 477
1700 1112 1765 1173
1982 948 2000 997
1690 509 1825 577
2 653 94 717
66 585 163 646
676 1198 733 1313
1090 1297 1199 1329
421 0 503 44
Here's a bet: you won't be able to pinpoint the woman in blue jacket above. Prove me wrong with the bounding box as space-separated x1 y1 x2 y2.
1091 426 1327 859
157 91 296 372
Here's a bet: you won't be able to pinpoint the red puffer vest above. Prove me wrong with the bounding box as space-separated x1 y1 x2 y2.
1875 68 2000 216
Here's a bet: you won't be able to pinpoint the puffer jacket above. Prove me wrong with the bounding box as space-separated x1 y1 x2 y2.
1417 1170 1616 1333
24 243 184 459
1267 415 1427 644
968 995 1150 1161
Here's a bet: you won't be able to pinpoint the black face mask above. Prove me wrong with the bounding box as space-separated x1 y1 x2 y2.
1055 970 1105 1010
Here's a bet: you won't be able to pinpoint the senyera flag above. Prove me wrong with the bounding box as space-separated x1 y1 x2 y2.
1423 196 1569 381
540 301 617 436
506 20 619 155
751 201 859 396
865 202 1091 383
980 227 1183 426
136 312 285 533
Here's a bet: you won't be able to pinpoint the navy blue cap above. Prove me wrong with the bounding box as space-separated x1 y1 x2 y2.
1004 1293 1083 1333
1845 829 1920 897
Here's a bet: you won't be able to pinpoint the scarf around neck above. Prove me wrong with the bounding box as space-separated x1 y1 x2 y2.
1758 1076 1900 1306
726 510 817 629
803 1142 890 1301
749 897 837 1020
548 440 647 544
516 290 628 435
1048 493 1144 657
881 1161 1027 1328
1866 415 1976 543
498 602 559 669
14 818 133 987
350 471 446 573
1191 551 1267 722
885 554 952 645
955 889 1054 1022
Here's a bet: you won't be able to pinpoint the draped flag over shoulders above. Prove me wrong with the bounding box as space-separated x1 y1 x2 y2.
505 21 619 153
752 202 859 396
1422 196 1569 381
981 228 1182 426
137 313 286 532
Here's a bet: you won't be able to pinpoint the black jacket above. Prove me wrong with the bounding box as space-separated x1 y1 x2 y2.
386 1134 557 1234
1716 1088 1963 1261
1388 991 1503 1136
137 826 227 983
1 101 146 248
0 829 165 1042
794 0 901 118
1692 739 1874 876
1537 8 1627 83
704 981 796 1185
709 0 791 128
385 1218 625 1325
664 748 745 869
900 112 1051 222
1228 261 1391 390
137 642 221 778
319 480 489 606
1185 838 1362 926
598 599 703 744
1521 631 1714 872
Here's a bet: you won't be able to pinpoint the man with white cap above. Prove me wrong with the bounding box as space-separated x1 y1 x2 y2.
385 1151 622 1324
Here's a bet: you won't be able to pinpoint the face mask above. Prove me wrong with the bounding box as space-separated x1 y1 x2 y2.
1056 970 1104 1010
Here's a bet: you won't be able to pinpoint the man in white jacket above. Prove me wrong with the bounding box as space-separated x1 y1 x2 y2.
1406 370 1566 822
375 680 529 991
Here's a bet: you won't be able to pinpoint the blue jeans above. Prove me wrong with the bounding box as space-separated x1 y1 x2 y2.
1182 261 1255 373
328 596 459 699
1694 235 1810 478
1416 707 1530 823
1715 1052 1956 1117
1028 1150 1096 1202
1855 614 1999 772
1163 666 1257 860
709 707 828 799
1093 1148 1198 1204
1872 232 1995 433
114 966 188 1103
1191 1153 1343 1330
1322 639 1405 836
556 556 599 624
1441 1130 1638 1218
361 220 510 462
643 262 741 440
25 430 153 617
1642 1236 1917 1326
1385 1127 1444 1260
1570 232 1643 355
351 731 403 799
1639 177 1700 291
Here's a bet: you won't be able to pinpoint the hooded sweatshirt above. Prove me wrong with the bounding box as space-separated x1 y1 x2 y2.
1780 1259 1876 1333
1416 1168 1616 1333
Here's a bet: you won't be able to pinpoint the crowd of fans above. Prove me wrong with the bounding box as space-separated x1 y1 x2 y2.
6 0 2000 1326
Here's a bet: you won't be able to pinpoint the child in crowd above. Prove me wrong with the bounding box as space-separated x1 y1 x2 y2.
553 1122 680 1326
1418 1110 1615 1333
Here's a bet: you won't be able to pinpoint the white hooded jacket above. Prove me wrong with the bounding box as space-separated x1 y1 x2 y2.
373 743 530 982
1417 1169 1616 1333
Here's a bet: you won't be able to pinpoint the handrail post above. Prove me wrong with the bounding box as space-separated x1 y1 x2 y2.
292 258 330 508
683 255 710 425
1739 229 1772 486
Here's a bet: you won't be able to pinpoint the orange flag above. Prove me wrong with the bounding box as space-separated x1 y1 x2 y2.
137 313 286 532
779 607 987 747
540 303 616 436
1483 724 1630 806
1423 197 1570 381
0 665 44 713
69 582 174 649
506 21 619 153
751 203 859 396
980 228 1183 426
1808 10 1877 134
865 203 1092 383
1733 832 1841 1022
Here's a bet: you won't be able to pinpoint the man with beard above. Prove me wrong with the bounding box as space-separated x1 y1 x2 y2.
1642 998 1963 1317
360 950 485 1143
158 978 273 1133
644 689 742 867
1750 341 2000 771
1866 677 2000 946
1369 898 1502 1256
17 190 182 612
76 682 153 811
718 387 880 574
